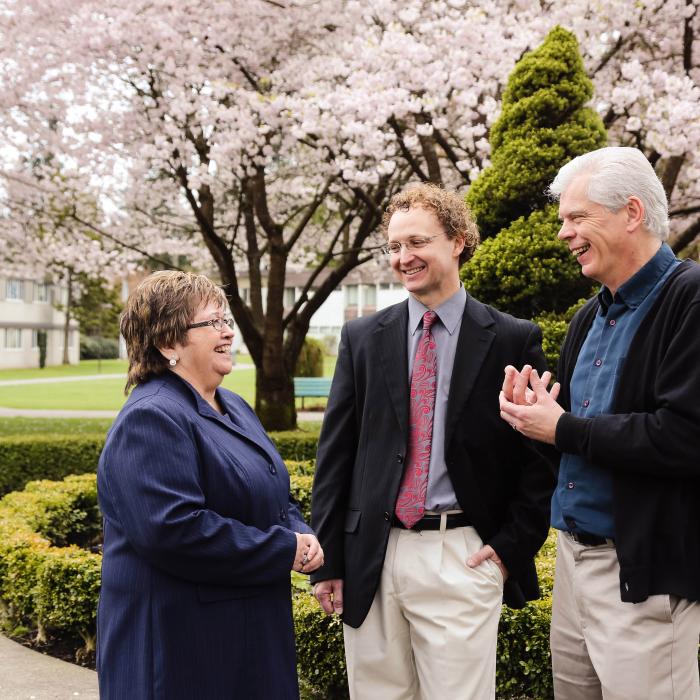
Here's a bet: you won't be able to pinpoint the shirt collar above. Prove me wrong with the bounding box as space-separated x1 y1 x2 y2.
408 285 466 335
598 243 677 312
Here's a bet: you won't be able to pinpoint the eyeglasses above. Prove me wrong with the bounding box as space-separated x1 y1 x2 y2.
381 235 442 256
186 317 234 332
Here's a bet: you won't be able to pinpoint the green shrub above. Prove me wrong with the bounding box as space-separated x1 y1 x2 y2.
79 335 120 360
533 298 589 377
461 206 594 318
289 467 314 523
0 435 104 496
35 547 102 652
0 472 567 697
294 590 349 699
269 431 320 462
467 26 607 239
0 474 101 650
0 430 319 497
295 338 325 378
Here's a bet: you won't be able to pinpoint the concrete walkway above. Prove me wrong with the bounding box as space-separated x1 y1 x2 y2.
0 633 98 700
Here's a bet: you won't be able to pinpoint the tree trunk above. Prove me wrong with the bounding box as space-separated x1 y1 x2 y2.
255 351 297 431
62 269 73 365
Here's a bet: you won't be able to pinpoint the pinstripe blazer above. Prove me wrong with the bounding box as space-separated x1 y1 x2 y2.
97 371 311 699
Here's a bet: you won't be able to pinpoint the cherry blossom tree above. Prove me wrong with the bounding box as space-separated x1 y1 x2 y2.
0 0 697 427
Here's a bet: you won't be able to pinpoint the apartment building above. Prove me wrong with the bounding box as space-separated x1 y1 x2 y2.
0 276 79 369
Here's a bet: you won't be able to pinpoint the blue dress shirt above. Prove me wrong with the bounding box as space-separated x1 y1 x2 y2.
551 243 680 538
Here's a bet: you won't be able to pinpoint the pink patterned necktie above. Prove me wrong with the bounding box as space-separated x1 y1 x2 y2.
395 310 438 528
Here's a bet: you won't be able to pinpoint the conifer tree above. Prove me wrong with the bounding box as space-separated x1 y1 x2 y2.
467 26 607 238
463 26 607 319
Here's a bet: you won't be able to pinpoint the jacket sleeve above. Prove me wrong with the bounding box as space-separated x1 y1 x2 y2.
309 323 358 583
98 405 297 586
555 299 700 479
488 323 557 576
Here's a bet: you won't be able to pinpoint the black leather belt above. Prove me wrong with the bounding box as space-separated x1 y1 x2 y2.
393 513 470 531
567 530 614 546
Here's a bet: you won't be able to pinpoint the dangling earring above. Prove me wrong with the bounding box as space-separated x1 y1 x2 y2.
169 357 178 367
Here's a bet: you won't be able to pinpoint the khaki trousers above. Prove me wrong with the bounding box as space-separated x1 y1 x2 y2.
343 525 504 700
551 531 700 700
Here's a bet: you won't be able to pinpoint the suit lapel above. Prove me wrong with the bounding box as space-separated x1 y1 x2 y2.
445 295 495 447
376 301 410 441
206 391 281 464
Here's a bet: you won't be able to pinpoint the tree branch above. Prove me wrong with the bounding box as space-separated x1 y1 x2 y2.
388 116 429 181
669 216 700 254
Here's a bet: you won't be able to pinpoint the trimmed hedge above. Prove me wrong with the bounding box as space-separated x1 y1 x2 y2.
0 430 320 497
0 474 102 652
0 467 575 698
0 435 104 498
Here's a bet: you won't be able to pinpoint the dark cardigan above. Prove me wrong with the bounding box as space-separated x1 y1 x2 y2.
554 259 700 603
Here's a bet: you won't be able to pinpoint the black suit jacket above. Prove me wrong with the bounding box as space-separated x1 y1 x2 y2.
311 295 555 628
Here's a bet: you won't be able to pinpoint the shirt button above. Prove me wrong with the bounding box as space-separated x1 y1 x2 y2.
583 399 590 408
397 454 404 464
609 319 616 326
567 482 575 489
269 463 277 475
594 359 602 367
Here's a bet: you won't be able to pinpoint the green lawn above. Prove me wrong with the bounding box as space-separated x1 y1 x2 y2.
0 370 257 411
0 359 128 380
0 417 115 436
0 355 335 413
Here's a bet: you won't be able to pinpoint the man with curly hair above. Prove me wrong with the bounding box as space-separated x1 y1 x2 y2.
311 183 555 699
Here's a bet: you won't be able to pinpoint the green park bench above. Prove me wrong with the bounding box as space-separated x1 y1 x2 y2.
293 377 332 408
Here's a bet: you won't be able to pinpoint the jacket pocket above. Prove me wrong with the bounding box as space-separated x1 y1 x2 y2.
344 509 361 534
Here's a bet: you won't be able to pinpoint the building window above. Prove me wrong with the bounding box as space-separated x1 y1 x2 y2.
6 279 23 301
241 288 249 303
32 329 39 348
379 283 390 290
284 287 296 307
35 282 50 303
346 285 358 306
4 328 22 349
364 285 377 307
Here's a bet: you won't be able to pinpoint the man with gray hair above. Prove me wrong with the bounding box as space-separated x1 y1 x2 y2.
500 146 700 698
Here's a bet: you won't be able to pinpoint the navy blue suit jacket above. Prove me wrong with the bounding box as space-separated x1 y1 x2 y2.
97 371 312 699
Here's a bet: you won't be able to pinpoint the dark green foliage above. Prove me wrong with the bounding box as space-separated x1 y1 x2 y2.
37 330 47 368
0 435 104 496
461 206 594 318
534 298 589 377
288 468 314 523
0 473 592 697
79 335 120 360
269 431 320 461
0 431 319 496
0 474 102 650
294 590 349 699
295 338 325 377
467 26 607 239
71 274 123 339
